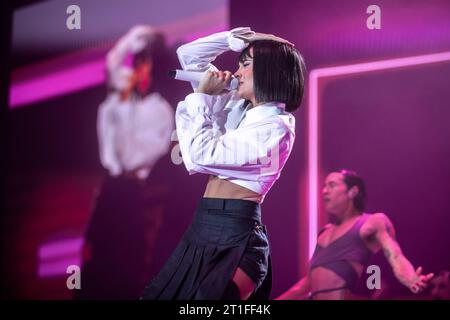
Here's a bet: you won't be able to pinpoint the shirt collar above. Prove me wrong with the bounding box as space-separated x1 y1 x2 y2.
243 101 286 124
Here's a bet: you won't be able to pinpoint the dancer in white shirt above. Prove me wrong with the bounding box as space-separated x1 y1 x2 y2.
98 25 174 179
142 27 306 300
79 26 174 299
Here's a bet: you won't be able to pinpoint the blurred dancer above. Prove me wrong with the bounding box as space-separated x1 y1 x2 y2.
78 26 174 299
278 169 433 300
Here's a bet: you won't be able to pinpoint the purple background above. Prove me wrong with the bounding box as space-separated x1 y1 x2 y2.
2 0 450 299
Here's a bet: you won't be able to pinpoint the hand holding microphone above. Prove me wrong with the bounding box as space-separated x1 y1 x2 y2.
197 70 236 95
169 69 239 93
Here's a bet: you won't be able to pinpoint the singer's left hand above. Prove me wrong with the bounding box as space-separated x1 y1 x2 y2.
234 32 294 47
197 70 233 95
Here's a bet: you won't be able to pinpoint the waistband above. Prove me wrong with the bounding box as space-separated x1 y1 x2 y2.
195 198 262 224
309 286 348 299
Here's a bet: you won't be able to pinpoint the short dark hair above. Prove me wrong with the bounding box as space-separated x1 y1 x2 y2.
130 31 172 97
339 169 367 212
132 31 166 68
239 40 306 112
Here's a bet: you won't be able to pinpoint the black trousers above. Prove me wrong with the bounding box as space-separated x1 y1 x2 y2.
75 175 162 300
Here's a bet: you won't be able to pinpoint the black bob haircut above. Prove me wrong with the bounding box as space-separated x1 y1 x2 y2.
339 169 367 212
132 31 167 68
239 40 306 112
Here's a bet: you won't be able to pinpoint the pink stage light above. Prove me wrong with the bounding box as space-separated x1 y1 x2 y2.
9 8 227 109
38 237 84 278
10 60 106 107
306 51 450 260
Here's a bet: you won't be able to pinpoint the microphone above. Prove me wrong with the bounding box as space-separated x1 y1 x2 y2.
168 69 239 90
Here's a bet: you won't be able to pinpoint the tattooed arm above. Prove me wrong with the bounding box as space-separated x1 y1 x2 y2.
370 213 434 293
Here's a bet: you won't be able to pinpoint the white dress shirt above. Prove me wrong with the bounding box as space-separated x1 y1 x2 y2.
97 28 174 180
175 28 296 202
97 92 174 180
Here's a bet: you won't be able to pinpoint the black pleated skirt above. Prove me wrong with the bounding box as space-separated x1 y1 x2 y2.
141 197 272 300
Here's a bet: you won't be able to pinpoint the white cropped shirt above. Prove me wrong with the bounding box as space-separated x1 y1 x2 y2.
175 28 296 202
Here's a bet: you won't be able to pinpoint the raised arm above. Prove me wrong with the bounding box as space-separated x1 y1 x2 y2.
106 25 158 92
371 213 434 293
176 27 254 89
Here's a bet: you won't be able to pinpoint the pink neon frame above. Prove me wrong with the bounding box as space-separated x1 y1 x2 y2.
306 51 450 261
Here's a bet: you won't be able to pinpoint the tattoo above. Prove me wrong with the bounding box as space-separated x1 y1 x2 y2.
385 223 391 235
384 218 394 237
383 248 391 260
383 236 402 263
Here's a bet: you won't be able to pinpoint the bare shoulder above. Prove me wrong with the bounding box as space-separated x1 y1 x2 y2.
366 213 395 236
317 223 333 239
368 212 390 223
322 223 333 232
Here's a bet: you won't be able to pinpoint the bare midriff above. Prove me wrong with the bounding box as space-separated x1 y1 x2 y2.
309 262 364 300
203 175 262 203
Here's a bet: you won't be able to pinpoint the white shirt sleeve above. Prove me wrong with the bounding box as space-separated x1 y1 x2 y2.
97 96 122 176
176 27 251 90
106 36 134 92
176 93 291 181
